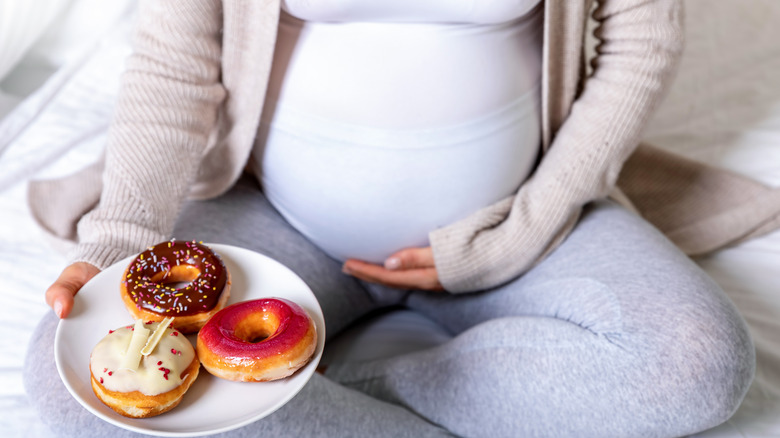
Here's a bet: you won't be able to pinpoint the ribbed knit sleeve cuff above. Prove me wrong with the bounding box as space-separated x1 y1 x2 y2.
429 194 579 294
428 198 515 293
429 227 481 293
69 243 134 271
69 210 169 270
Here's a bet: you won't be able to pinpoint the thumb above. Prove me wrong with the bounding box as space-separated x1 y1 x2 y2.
45 262 100 319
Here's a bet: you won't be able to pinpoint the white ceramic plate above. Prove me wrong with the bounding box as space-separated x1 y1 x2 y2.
55 244 325 437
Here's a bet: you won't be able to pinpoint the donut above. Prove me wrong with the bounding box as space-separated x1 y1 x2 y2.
120 240 230 333
90 319 199 418
196 298 317 382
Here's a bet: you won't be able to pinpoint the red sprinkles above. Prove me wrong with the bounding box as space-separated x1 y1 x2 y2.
159 367 171 380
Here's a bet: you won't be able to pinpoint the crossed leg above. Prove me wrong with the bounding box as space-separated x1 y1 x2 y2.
327 201 755 437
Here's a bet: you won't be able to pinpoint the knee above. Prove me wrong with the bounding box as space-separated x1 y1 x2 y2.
649 300 755 434
700 320 755 426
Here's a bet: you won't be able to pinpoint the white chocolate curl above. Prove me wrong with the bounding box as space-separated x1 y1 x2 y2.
141 317 174 356
119 320 150 371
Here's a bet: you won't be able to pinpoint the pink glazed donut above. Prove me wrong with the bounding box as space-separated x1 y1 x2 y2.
196 298 317 382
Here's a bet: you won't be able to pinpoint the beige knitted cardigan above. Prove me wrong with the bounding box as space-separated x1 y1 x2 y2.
28 0 780 293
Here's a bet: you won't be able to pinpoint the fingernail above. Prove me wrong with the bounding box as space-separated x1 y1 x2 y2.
384 257 401 270
54 300 64 318
341 264 352 275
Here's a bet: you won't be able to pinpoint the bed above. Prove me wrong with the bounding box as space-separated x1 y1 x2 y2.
2 0 780 436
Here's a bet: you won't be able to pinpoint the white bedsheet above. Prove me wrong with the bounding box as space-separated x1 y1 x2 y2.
2 0 780 436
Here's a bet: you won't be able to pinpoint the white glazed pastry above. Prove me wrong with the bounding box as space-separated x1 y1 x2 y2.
89 319 199 418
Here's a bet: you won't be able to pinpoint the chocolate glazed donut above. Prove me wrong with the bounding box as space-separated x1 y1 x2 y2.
120 240 231 333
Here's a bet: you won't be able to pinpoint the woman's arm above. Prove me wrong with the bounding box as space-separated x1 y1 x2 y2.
429 0 684 292
72 0 226 269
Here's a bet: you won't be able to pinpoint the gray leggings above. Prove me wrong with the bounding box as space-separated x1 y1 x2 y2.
25 177 755 437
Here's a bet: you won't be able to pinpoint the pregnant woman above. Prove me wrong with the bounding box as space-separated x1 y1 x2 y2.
28 0 754 436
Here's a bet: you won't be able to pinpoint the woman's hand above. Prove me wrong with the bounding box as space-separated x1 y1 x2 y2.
45 262 101 318
342 247 444 291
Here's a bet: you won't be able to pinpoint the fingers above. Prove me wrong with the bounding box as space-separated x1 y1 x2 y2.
383 247 436 270
343 247 443 291
45 262 100 319
344 259 443 290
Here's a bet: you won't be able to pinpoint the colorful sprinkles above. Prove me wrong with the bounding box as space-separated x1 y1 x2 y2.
122 240 227 316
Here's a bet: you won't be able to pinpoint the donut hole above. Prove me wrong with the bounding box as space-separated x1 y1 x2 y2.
233 313 281 344
151 265 201 290
249 332 271 344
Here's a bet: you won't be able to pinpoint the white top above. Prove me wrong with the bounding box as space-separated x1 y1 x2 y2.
252 1 543 263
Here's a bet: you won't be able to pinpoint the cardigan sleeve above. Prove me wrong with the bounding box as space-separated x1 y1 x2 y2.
70 0 226 269
429 0 684 293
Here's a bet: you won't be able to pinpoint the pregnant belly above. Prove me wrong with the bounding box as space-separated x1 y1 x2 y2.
255 11 543 262
257 94 540 264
